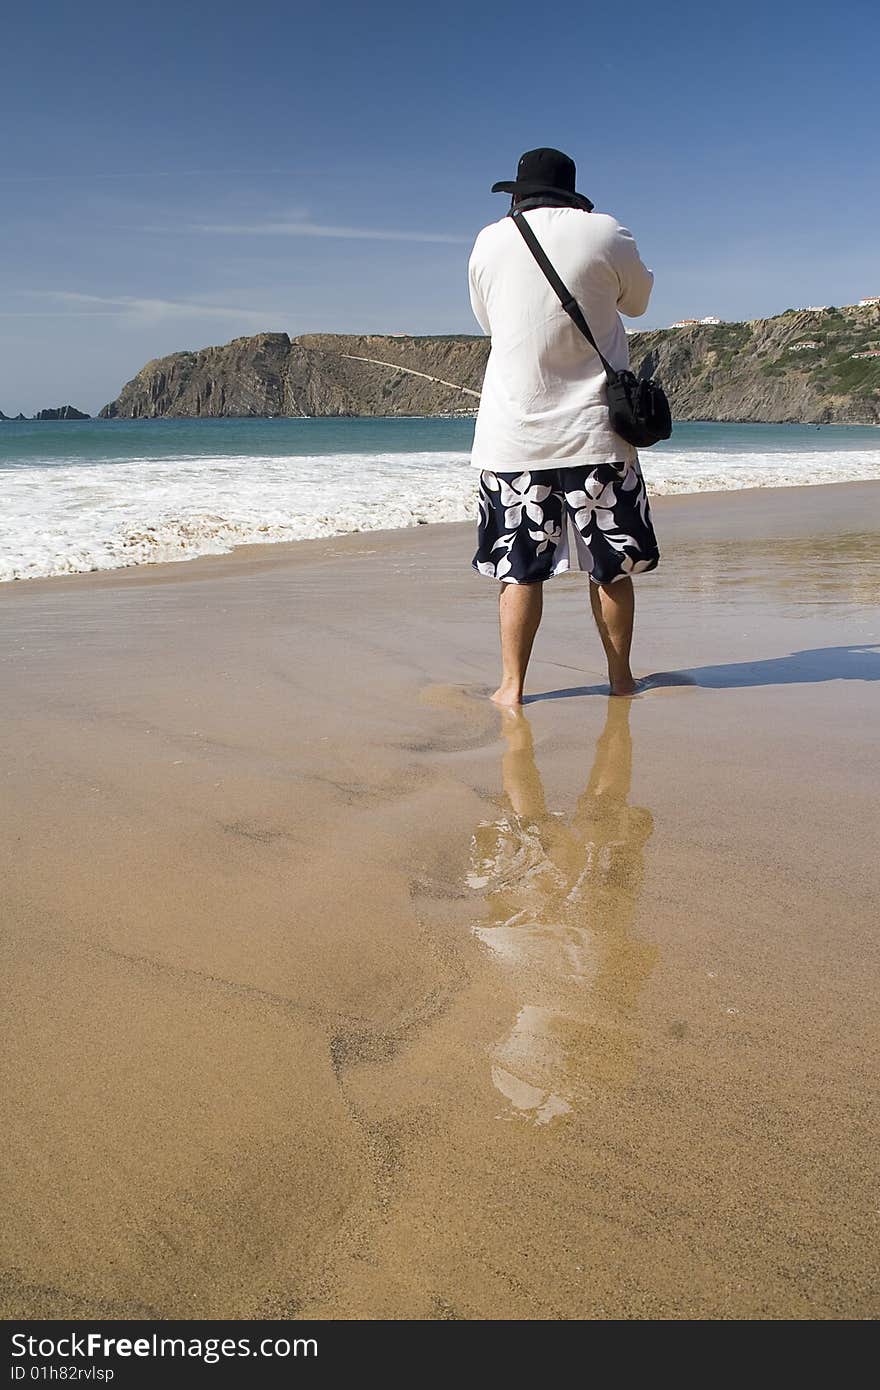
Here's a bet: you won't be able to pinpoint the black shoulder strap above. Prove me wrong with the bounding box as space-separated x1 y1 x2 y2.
511 210 614 377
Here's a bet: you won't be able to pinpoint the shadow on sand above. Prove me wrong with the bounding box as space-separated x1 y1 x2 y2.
526 643 880 702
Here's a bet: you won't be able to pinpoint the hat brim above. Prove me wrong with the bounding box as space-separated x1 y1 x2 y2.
491 179 594 211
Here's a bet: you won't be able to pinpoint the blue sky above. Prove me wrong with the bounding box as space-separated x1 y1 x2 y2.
2 0 878 414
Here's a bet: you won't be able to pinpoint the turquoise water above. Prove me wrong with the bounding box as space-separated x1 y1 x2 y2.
1 417 878 581
1 415 877 468
0 414 478 467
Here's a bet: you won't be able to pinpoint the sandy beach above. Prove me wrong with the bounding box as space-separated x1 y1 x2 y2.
1 480 878 1320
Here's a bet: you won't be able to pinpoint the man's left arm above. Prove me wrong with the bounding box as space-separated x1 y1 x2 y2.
610 224 654 317
468 242 491 335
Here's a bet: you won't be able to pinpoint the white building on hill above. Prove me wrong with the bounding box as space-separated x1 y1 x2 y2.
858 296 880 307
670 315 722 327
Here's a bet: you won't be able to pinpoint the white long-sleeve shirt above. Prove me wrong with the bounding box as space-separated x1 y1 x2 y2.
467 207 653 471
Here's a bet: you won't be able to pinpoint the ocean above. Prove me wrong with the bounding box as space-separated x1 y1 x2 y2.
1 416 878 583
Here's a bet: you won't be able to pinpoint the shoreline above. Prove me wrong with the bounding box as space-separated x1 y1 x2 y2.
4 413 879 426
3 477 878 591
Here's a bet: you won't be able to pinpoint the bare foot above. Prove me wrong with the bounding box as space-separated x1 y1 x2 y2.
609 675 639 697
490 682 524 707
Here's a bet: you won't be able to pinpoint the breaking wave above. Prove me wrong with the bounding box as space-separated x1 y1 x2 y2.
2 432 878 582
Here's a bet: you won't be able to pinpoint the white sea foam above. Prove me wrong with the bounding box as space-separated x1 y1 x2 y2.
1 444 879 582
0 451 478 583
639 447 880 495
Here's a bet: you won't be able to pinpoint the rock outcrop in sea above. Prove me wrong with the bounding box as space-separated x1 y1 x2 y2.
2 406 91 421
32 405 91 420
100 303 880 424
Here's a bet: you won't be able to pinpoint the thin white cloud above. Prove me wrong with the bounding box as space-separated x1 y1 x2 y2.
0 310 128 318
17 291 274 323
0 168 286 184
189 220 470 244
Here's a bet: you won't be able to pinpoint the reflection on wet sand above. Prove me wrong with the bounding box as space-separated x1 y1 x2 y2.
468 700 658 1124
664 531 880 609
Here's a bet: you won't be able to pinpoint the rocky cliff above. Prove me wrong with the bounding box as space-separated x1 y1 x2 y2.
625 303 880 424
100 304 880 424
100 333 488 420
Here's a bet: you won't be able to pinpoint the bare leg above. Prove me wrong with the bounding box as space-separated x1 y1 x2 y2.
589 578 637 696
499 708 547 818
491 581 543 707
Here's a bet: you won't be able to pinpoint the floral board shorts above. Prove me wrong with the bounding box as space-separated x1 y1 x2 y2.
473 462 660 585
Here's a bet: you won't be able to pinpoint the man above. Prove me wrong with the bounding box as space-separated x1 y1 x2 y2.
468 148 659 704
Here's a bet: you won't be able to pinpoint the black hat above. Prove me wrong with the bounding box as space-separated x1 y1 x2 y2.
492 147 594 211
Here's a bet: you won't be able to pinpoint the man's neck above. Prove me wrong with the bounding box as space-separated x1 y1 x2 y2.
510 195 589 214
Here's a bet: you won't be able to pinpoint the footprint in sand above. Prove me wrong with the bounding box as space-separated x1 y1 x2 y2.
418 682 495 713
393 683 501 754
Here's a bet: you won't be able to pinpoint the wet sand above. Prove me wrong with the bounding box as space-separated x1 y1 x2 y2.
1 481 878 1320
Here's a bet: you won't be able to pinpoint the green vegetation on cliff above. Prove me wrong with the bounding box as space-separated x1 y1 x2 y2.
624 303 880 423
